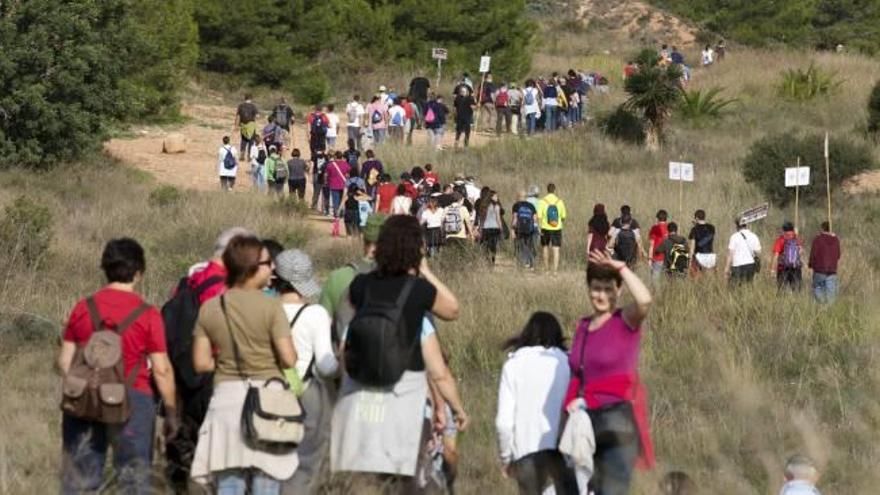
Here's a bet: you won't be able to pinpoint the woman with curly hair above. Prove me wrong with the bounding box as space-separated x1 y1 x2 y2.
331 215 469 493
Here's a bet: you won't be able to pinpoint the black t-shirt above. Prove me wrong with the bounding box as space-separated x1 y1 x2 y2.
688 223 716 253
349 273 437 371
237 102 258 123
454 95 476 122
409 77 431 102
612 216 641 231
273 104 293 127
481 82 496 103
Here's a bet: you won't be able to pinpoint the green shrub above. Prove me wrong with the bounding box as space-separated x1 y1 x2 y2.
0 196 53 267
599 106 646 145
149 185 182 208
777 63 841 101
867 79 880 137
678 87 738 120
742 133 876 206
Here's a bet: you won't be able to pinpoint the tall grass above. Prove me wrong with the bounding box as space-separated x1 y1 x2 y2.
2 41 880 495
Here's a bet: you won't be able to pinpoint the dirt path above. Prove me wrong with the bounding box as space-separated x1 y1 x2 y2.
105 100 496 193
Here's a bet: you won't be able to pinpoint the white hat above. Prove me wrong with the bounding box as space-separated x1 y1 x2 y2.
274 249 321 298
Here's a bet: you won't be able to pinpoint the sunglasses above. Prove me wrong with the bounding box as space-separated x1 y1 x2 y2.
257 259 273 267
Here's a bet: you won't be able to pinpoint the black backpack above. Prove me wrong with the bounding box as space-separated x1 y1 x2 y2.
613 229 638 265
344 278 416 387
310 114 328 136
666 238 690 273
162 275 224 390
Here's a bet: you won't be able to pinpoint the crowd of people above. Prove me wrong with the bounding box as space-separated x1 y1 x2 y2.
57 206 835 495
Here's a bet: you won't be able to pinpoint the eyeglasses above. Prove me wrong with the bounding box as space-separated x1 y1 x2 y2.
257 259 273 267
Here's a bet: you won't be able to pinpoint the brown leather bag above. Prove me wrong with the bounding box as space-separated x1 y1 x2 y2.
60 296 150 424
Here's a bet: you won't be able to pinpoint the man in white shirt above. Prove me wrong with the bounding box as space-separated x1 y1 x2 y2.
345 95 366 151
218 136 238 191
387 100 406 143
725 217 762 284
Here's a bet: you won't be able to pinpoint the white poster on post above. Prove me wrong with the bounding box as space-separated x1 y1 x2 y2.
669 161 694 182
784 166 810 187
479 56 491 73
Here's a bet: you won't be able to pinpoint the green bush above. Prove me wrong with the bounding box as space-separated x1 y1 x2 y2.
0 196 53 267
599 106 646 145
149 185 182 208
678 87 738 120
742 133 876 206
777 63 841 101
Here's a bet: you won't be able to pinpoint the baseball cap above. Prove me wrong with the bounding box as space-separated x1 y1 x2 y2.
363 213 388 244
274 249 321 298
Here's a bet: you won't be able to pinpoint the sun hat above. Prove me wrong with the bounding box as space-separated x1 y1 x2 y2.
363 213 388 244
528 185 540 197
379 85 387 92
274 249 321 298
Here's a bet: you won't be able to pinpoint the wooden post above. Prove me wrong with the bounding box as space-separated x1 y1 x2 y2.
475 72 487 132
794 156 800 233
824 132 833 233
678 175 684 222
436 58 442 89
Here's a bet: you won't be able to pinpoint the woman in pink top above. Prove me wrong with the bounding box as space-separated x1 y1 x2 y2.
565 250 654 495
327 151 351 219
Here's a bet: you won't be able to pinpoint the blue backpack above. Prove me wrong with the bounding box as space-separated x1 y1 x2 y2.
390 110 403 126
515 206 534 236
546 199 560 228
222 148 237 170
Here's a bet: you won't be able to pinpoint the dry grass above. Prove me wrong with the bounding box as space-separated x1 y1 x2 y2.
2 35 880 495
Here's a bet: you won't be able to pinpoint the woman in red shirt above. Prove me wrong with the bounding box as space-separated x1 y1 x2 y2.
565 250 655 494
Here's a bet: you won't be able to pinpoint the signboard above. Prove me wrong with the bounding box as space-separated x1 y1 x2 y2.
479 56 491 73
738 203 770 225
668 161 694 182
785 166 810 187
432 47 447 60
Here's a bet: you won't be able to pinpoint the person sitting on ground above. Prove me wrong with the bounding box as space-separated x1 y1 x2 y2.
655 222 689 278
496 312 578 495
190 235 298 492
331 215 469 490
779 454 822 495
59 238 179 495
565 250 655 495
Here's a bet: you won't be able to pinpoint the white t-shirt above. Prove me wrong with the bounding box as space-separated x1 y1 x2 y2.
420 207 444 229
283 303 338 379
346 102 365 127
218 144 237 177
702 49 714 65
388 105 406 127
728 228 762 267
522 87 541 114
391 195 412 215
326 112 340 138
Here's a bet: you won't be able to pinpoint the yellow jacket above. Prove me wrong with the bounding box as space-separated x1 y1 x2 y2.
537 193 566 231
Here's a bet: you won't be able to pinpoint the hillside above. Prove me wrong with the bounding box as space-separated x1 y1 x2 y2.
3 5 880 495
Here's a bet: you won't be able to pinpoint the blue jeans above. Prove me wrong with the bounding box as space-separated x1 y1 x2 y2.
330 189 344 218
372 128 386 145
252 164 266 192
61 390 156 495
568 105 579 124
544 105 557 131
526 113 537 135
812 272 838 303
515 234 535 268
321 185 331 215
217 469 280 495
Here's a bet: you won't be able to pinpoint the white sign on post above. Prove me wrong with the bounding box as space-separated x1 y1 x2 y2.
432 48 447 60
785 166 810 187
738 203 770 224
479 56 491 73
668 162 694 182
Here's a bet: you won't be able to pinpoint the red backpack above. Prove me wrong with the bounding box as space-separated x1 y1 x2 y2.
495 90 510 108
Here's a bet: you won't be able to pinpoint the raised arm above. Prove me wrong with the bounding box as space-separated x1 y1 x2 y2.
589 250 652 328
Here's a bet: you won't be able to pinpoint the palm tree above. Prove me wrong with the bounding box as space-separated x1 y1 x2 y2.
623 49 684 150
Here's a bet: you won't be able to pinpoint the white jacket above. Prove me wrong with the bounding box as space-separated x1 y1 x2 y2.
496 346 570 463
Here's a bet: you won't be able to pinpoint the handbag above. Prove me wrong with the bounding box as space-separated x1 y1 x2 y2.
220 296 305 448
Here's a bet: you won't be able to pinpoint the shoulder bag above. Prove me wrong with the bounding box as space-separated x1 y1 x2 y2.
220 295 305 448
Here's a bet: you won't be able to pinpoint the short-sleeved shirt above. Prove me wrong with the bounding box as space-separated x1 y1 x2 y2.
569 310 640 408
63 288 166 395
346 102 365 128
194 288 291 384
728 229 762 267
445 205 472 239
388 105 406 127
327 160 351 191
237 101 258 123
376 183 397 213
326 113 340 138
512 200 537 226
349 273 438 371
537 194 567 231
688 223 716 254
287 158 308 181
648 222 669 262
454 95 476 123
366 102 388 129
409 77 431 101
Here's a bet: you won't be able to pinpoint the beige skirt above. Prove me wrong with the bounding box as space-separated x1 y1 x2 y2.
191 380 299 484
